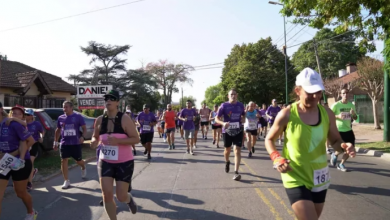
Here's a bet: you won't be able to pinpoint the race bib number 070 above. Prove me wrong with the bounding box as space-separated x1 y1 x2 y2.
99 146 119 160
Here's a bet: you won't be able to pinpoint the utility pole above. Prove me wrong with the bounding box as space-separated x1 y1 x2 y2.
313 39 327 103
384 35 390 142
283 16 289 105
181 87 184 108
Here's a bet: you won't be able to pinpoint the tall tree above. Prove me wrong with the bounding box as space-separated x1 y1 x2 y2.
68 41 130 87
292 28 365 78
356 57 384 129
204 83 222 107
323 77 356 102
221 37 297 104
146 60 194 106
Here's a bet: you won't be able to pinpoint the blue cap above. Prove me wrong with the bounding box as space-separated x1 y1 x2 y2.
25 109 34 116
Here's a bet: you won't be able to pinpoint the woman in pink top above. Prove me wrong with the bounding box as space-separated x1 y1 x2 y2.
90 90 140 220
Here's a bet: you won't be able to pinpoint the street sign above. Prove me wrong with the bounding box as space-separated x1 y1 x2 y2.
77 85 113 98
78 98 105 110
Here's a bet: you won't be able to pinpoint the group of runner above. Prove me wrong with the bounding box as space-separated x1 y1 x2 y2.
0 66 359 220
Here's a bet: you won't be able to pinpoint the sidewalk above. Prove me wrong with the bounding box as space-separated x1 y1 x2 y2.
352 123 383 143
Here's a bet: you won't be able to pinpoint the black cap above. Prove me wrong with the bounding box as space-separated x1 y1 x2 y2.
104 90 120 100
143 104 150 109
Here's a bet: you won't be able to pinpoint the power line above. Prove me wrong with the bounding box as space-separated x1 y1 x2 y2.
193 66 224 71
285 25 308 44
192 63 223 68
0 0 145 33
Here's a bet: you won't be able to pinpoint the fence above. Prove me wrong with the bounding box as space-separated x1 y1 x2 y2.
354 94 384 123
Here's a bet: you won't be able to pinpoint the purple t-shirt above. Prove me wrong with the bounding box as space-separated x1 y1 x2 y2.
180 108 197 130
176 112 183 126
57 113 86 146
266 106 281 124
0 121 32 160
27 121 44 141
137 112 156 134
217 102 245 135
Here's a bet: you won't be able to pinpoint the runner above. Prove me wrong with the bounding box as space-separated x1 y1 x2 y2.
125 106 136 156
330 88 358 172
209 104 222 148
215 89 245 181
258 104 268 139
266 99 281 145
264 68 356 220
0 103 38 220
178 107 185 139
178 100 197 155
244 101 260 158
91 89 138 219
53 101 87 189
193 108 201 148
156 111 163 138
136 104 157 160
199 103 211 140
159 111 167 143
163 104 176 150
25 109 45 190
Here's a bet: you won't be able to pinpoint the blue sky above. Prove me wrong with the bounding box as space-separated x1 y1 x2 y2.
0 0 384 107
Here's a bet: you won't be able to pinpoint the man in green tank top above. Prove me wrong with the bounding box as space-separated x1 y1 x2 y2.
330 88 357 172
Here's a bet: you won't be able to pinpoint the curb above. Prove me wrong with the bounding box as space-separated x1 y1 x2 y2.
355 147 390 161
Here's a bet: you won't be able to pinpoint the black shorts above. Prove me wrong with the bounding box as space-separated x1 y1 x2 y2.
60 145 82 161
259 118 268 127
140 132 154 144
285 186 327 205
165 127 176 133
0 159 32 181
339 130 355 146
201 122 209 126
98 159 134 183
212 124 222 130
223 132 243 148
161 122 165 129
245 129 258 136
29 142 43 158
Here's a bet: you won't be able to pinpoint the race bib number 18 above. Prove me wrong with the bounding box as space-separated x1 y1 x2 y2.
99 146 119 160
313 166 330 186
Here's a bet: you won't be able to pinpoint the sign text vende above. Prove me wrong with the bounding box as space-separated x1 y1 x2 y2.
77 85 113 98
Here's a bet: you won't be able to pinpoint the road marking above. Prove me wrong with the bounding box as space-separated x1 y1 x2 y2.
242 159 297 219
255 188 283 220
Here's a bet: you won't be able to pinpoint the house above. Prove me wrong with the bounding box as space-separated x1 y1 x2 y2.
325 63 384 123
0 59 76 108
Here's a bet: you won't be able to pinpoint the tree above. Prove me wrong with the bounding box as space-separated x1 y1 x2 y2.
323 77 356 102
68 41 130 87
146 60 194 106
280 0 390 70
356 57 384 129
221 37 298 105
213 95 226 106
180 96 197 108
292 28 365 78
204 83 222 107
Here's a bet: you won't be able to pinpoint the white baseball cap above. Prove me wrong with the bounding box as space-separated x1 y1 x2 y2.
295 68 325 93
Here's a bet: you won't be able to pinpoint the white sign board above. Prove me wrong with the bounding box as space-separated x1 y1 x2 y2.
77 85 113 98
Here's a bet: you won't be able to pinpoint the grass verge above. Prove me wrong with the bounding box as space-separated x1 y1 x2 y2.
356 141 390 153
34 144 96 176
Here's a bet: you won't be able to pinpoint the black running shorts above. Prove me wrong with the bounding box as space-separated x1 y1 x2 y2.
140 132 154 144
223 132 243 148
201 122 209 126
339 130 355 146
245 129 258 136
0 159 32 181
212 125 222 130
285 186 327 205
60 145 82 161
29 142 42 158
98 159 134 183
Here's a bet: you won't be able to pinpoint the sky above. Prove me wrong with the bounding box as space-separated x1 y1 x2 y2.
0 0 384 107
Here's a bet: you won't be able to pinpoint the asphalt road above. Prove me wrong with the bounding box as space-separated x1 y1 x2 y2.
2 131 390 220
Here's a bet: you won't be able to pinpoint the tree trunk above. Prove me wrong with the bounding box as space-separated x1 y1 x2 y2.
371 97 381 129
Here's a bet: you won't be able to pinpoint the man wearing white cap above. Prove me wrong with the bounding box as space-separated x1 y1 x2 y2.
265 67 356 219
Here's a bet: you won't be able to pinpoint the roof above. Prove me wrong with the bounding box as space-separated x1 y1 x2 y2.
333 71 360 84
0 60 76 94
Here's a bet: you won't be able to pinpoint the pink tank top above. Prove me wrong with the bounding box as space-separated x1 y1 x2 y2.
99 133 133 163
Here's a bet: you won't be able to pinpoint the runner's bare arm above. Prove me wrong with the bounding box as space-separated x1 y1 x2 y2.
91 116 102 148
265 108 290 154
81 125 87 139
119 114 140 145
209 111 213 121
326 108 354 153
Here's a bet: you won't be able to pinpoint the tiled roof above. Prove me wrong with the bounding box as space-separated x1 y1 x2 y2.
0 60 76 94
332 71 360 84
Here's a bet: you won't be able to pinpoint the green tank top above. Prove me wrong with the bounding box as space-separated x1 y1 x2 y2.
282 102 330 192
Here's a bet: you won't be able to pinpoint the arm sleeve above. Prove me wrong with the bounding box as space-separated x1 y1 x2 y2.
217 104 224 117
57 117 62 129
13 123 32 141
79 115 86 126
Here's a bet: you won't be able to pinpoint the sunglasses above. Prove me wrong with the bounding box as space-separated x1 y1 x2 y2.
104 97 117 101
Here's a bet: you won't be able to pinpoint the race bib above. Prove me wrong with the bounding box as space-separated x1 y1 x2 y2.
187 116 193 121
228 122 240 129
248 120 257 130
341 112 351 120
313 166 330 186
64 129 76 136
99 145 119 160
143 125 151 131
0 153 17 176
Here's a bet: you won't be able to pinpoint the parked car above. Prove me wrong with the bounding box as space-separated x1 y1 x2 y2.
40 108 95 140
3 107 55 155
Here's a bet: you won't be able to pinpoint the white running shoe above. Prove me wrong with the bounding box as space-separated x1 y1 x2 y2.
278 139 282 146
62 180 70 189
81 168 87 179
24 209 38 220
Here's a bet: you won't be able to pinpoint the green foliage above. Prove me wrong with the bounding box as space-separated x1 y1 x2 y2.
204 83 223 107
221 37 298 104
180 96 197 108
81 109 103 117
171 105 181 112
213 95 226 106
292 28 365 78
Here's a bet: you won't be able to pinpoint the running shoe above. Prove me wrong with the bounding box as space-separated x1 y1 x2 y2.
190 151 194 155
32 168 38 180
168 145 172 150
212 140 216 145
81 168 87 179
24 209 38 220
225 161 230 173
337 163 347 172
62 180 70 189
172 143 175 149
186 149 190 154
278 139 282 146
205 136 207 140
10 158 25 171
330 153 337 167
126 193 138 214
233 173 241 181
193 145 196 149
248 152 252 158
147 154 152 160
143 149 147 156
27 182 33 190
217 144 220 148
